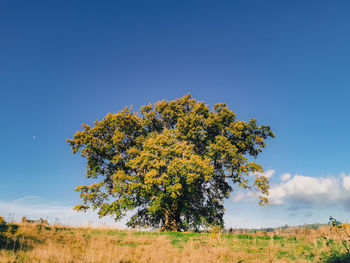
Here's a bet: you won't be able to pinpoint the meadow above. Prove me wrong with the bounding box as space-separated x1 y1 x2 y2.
1 218 350 263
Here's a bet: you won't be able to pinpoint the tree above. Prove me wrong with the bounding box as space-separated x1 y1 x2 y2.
68 95 274 231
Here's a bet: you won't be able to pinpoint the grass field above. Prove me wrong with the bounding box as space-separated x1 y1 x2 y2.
1 222 350 263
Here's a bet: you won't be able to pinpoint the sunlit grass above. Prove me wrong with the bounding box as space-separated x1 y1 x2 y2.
0 222 349 262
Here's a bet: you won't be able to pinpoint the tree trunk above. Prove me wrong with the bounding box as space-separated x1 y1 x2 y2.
160 210 180 232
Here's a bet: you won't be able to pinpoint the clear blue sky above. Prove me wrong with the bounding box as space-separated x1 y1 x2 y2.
1 0 350 227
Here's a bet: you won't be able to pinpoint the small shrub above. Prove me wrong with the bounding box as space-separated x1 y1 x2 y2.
0 216 8 232
210 225 222 240
321 217 350 262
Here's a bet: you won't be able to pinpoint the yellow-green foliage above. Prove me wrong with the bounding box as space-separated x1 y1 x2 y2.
68 95 274 231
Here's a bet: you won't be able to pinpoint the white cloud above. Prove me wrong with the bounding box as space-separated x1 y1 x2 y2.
269 175 340 205
231 170 350 208
281 173 292 182
341 173 350 191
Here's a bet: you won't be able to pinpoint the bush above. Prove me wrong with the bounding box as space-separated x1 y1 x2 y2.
0 216 8 247
0 216 19 249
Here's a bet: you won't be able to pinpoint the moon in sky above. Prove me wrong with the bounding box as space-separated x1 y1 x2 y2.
32 136 36 140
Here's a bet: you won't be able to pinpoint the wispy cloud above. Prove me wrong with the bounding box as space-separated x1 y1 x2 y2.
232 192 245 202
0 196 127 228
261 169 275 179
253 169 275 179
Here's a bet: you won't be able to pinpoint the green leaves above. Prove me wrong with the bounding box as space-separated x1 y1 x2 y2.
68 95 274 231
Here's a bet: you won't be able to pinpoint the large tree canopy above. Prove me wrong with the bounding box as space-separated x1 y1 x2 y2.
68 95 274 231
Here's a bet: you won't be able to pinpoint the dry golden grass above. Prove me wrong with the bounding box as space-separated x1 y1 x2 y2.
0 223 346 263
